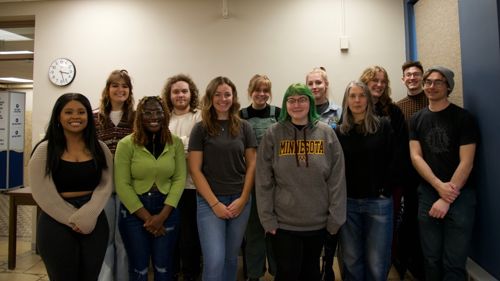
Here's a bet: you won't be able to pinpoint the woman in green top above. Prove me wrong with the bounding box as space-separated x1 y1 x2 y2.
115 96 186 281
239 74 280 281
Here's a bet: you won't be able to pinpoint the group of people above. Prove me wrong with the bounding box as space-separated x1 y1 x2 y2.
27 62 478 281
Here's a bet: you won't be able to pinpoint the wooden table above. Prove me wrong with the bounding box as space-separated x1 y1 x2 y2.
6 186 38 270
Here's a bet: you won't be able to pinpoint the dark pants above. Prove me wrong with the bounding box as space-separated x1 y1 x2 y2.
395 182 425 279
244 190 276 278
119 190 180 281
271 228 325 281
322 233 338 281
418 185 476 281
37 195 109 281
176 189 202 280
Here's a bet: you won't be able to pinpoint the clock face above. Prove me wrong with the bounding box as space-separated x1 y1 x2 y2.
48 58 76 86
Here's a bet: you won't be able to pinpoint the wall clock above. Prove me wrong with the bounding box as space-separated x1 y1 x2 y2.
48 58 76 86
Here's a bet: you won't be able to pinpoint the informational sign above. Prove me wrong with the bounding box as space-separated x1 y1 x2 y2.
0 91 25 190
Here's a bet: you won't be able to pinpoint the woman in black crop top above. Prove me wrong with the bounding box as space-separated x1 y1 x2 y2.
29 93 113 281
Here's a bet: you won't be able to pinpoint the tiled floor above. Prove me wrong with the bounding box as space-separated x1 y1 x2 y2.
0 194 415 281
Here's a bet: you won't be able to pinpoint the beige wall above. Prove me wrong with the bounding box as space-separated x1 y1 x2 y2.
0 0 407 146
415 0 463 105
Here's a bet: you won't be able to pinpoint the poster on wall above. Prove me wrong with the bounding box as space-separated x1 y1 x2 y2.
0 92 8 189
0 91 25 190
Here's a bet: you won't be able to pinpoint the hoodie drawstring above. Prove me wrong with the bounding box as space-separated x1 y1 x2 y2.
293 126 309 167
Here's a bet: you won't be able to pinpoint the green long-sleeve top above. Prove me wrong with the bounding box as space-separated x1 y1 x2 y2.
114 134 186 213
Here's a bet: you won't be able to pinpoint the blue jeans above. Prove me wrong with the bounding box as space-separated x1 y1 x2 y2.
418 185 476 281
339 196 393 281
197 193 251 281
119 190 180 281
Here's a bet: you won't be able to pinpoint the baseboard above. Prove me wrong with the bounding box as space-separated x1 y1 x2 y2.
467 258 498 281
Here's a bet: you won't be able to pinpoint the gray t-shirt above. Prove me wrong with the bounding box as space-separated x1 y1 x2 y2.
188 119 257 195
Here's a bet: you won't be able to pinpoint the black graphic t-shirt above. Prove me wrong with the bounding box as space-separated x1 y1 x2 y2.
409 103 478 189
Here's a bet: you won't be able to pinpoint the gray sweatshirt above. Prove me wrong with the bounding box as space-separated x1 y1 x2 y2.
255 120 346 234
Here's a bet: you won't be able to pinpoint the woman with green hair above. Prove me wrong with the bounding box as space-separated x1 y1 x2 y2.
255 83 347 281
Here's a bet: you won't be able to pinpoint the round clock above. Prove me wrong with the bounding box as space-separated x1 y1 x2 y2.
48 58 76 86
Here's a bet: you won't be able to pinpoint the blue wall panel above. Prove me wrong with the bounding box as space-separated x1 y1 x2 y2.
458 0 500 278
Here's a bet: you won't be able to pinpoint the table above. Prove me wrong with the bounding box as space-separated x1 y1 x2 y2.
6 186 38 270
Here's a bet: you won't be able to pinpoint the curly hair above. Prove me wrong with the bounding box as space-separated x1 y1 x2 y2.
161 74 199 113
132 96 172 146
201 76 241 137
96 69 135 127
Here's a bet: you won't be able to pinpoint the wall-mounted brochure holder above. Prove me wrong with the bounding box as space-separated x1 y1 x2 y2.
0 91 25 190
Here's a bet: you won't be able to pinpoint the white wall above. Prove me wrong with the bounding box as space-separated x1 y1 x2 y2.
0 0 406 143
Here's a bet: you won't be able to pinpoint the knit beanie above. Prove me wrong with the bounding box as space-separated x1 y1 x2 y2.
426 66 455 93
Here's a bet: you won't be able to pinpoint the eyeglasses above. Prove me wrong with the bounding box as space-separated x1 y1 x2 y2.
142 110 164 118
404 72 422 78
423 79 447 87
286 96 309 105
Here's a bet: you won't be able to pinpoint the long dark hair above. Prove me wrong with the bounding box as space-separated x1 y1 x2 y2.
33 93 108 177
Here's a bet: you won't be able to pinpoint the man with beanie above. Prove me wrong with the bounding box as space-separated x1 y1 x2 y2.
409 66 479 281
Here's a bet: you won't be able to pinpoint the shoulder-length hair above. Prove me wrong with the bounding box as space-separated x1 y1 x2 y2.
339 81 380 135
34 93 107 176
278 83 320 124
162 74 199 113
201 76 241 137
133 96 172 146
247 74 272 100
96 69 135 127
359 65 393 116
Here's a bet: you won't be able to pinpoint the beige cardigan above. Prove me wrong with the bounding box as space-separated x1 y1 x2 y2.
28 140 113 234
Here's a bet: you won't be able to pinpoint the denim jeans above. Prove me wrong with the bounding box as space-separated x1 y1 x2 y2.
98 193 129 281
197 193 251 281
119 190 180 281
418 185 476 281
339 196 393 281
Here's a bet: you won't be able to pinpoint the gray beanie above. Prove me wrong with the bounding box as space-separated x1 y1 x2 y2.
427 66 455 92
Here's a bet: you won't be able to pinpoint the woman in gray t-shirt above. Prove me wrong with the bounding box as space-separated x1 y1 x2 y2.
188 76 257 281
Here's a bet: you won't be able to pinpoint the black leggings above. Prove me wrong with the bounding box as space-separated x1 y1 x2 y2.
37 195 108 281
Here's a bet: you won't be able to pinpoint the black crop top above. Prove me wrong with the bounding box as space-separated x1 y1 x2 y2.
53 159 101 193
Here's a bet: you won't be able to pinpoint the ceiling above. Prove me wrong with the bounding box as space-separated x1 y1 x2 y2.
0 18 35 86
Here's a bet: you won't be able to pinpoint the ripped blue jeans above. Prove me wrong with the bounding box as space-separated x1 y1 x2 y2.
119 189 180 281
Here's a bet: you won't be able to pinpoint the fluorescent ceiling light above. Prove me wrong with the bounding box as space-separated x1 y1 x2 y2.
0 77 33 83
0 50 34 55
0 29 32 41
